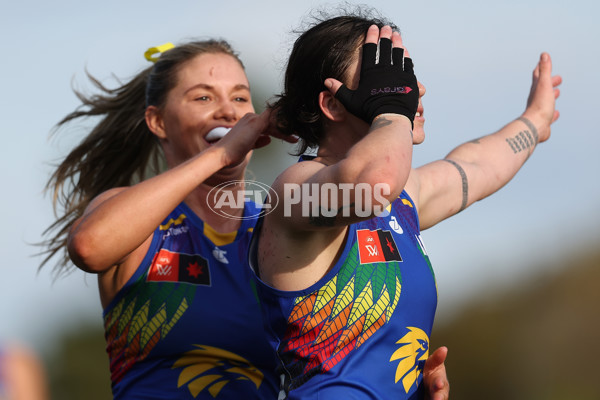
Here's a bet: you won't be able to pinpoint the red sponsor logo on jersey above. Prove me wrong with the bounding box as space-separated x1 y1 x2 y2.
147 249 210 285
357 229 402 264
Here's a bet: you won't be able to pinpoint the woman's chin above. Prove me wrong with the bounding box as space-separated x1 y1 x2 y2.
412 126 426 145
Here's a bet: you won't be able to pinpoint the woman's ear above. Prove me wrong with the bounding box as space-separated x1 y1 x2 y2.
145 106 168 139
318 90 346 122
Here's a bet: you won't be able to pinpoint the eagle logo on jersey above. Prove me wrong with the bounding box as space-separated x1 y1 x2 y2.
389 327 430 393
173 345 264 398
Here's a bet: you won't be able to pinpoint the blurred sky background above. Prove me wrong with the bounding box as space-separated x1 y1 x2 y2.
1 0 599 357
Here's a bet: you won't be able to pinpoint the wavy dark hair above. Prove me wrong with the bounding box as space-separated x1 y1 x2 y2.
272 7 396 155
40 40 243 276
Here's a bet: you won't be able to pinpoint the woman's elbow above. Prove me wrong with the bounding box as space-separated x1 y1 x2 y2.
67 231 105 273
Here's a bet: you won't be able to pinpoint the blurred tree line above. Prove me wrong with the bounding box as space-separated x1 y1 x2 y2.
46 324 111 400
431 247 600 400
43 246 600 399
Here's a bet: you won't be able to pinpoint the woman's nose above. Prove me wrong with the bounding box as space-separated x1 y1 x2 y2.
417 81 426 97
214 100 237 121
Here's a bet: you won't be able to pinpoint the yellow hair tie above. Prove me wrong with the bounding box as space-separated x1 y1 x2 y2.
144 42 175 63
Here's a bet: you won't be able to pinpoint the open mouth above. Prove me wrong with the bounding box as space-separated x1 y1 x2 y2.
205 127 231 144
415 106 424 119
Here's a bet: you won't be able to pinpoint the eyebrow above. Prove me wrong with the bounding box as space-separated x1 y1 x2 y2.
184 83 250 95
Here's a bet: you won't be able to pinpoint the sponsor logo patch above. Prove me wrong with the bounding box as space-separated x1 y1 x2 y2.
357 228 402 264
147 249 210 285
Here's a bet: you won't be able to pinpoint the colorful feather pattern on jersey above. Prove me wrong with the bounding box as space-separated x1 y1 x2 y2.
104 280 195 384
281 242 402 389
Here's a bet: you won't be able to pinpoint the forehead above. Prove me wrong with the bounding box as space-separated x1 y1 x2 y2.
175 52 249 90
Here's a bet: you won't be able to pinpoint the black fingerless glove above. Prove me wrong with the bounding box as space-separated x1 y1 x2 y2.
334 37 419 126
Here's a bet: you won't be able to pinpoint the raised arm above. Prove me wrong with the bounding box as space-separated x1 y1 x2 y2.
68 111 288 273
258 26 419 291
408 52 562 230
269 26 418 231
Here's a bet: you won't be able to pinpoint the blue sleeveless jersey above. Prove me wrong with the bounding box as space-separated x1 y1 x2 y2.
104 202 278 399
251 192 437 399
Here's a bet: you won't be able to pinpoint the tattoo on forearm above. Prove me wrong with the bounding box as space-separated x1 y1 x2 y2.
508 117 538 157
505 129 536 156
442 159 468 212
517 117 539 144
370 116 413 140
370 117 393 131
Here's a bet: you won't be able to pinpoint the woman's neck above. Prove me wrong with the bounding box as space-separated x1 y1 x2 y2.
315 123 364 165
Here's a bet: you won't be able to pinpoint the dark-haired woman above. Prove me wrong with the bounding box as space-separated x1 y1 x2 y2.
251 13 561 399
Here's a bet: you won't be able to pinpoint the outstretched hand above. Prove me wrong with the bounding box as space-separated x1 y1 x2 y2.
324 25 419 125
423 346 449 400
523 52 562 143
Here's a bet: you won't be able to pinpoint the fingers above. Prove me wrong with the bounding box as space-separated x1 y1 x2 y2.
392 47 405 67
379 25 393 39
378 26 393 66
392 31 405 66
391 30 403 48
426 346 448 368
326 25 413 97
261 108 299 143
552 74 563 102
361 25 380 69
363 25 411 67
378 26 413 71
253 135 272 149
365 24 379 44
536 52 557 80
539 52 551 74
552 74 563 86
392 31 410 58
532 63 540 80
391 30 413 74
362 42 378 69
379 38 393 66
534 52 562 98
424 346 449 400
324 78 344 96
